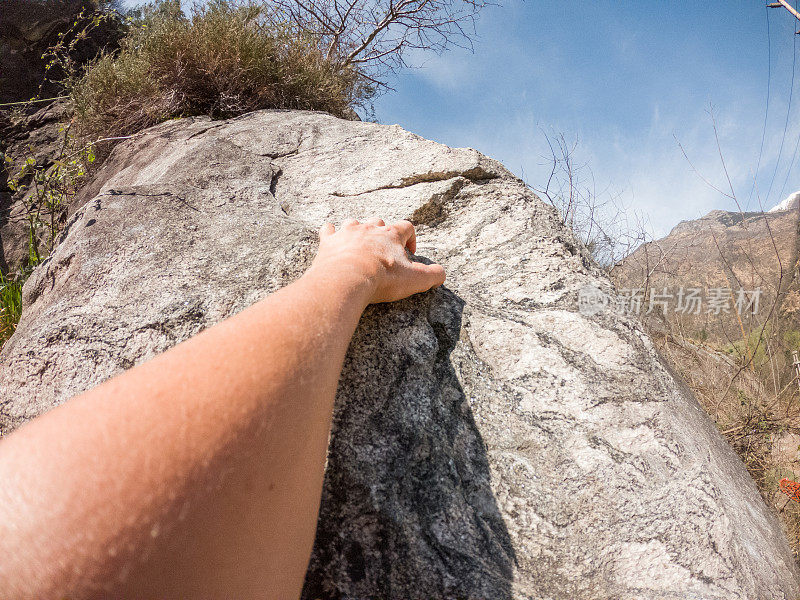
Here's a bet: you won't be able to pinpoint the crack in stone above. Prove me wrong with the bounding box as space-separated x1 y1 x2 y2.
263 148 300 159
409 177 468 226
185 122 226 141
330 167 499 198
269 166 289 216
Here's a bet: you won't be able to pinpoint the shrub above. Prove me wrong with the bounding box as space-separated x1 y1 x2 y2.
70 0 372 140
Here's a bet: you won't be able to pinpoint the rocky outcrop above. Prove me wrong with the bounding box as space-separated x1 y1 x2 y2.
0 110 798 598
0 0 122 104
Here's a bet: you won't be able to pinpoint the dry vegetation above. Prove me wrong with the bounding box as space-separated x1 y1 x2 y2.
69 0 487 139
530 130 650 268
70 0 370 139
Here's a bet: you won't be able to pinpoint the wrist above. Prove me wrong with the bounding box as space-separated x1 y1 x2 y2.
302 260 376 310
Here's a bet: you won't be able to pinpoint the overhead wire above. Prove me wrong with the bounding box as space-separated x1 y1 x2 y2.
777 0 800 201
764 1 797 207
748 5 772 209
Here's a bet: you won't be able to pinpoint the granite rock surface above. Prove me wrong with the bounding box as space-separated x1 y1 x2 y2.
1 109 798 599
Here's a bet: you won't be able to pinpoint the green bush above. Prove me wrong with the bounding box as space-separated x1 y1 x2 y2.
70 0 371 139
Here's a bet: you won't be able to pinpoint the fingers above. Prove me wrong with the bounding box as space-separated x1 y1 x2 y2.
328 218 417 256
344 217 384 227
390 220 416 254
409 261 446 293
319 223 335 238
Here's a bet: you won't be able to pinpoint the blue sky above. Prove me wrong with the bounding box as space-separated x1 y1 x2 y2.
373 1 800 237
125 1 800 238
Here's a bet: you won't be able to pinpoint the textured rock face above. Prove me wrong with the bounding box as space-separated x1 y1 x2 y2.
1 110 798 598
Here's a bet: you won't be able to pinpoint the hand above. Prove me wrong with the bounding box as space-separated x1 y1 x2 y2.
309 218 446 305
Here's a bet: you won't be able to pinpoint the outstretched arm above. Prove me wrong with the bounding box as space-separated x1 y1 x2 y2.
0 219 445 599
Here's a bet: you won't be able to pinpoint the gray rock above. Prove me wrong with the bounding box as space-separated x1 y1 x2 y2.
1 109 798 598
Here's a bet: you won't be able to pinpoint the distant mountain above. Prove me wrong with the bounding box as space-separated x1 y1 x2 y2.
769 191 800 214
612 203 799 344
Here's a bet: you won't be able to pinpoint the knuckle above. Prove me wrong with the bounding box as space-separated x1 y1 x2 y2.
382 255 397 270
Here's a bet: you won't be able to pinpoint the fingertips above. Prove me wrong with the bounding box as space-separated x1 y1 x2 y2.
426 263 446 288
366 217 386 227
411 261 446 292
320 222 335 238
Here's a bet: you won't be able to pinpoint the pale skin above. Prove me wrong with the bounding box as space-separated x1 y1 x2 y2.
0 218 445 599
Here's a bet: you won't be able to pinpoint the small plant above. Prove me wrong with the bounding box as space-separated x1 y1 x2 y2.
0 271 24 346
8 127 96 265
0 124 96 350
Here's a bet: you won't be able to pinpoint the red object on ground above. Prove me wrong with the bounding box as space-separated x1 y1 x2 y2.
779 478 800 503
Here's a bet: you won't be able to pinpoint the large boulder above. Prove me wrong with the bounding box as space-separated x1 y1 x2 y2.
1 110 798 598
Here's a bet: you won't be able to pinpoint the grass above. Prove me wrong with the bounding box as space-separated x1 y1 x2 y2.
0 271 24 346
655 329 800 561
70 0 371 141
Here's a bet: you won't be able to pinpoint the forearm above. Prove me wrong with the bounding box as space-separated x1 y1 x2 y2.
0 264 370 598
0 218 444 598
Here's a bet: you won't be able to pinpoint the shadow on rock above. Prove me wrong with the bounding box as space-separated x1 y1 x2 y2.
303 286 515 600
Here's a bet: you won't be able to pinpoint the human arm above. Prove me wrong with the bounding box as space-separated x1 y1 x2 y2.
0 218 445 599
